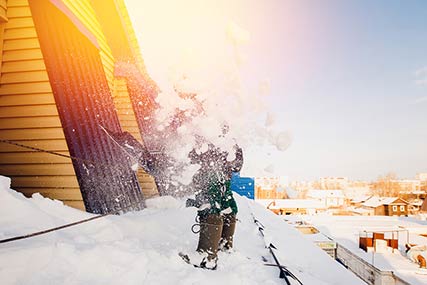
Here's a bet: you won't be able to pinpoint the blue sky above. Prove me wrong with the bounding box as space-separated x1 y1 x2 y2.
125 0 427 181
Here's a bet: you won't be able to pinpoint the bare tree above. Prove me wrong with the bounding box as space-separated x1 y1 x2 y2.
372 173 401 197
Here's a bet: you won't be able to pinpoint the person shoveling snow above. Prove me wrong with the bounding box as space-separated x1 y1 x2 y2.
182 142 243 270
101 126 244 270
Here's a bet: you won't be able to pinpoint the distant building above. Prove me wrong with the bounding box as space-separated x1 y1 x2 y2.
416 173 427 181
393 179 421 193
342 185 371 200
417 173 427 192
349 195 371 208
306 190 346 208
361 197 409 216
421 199 427 213
289 180 314 197
255 177 288 199
319 177 348 190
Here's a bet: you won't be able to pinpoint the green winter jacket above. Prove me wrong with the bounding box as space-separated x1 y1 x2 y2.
204 175 238 216
190 144 243 217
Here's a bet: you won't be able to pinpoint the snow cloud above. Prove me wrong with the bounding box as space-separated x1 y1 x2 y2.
144 22 291 186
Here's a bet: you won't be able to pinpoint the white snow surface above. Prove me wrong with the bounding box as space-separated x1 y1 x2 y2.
0 176 363 285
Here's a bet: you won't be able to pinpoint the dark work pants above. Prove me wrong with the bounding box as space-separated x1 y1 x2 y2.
220 214 236 250
197 213 237 261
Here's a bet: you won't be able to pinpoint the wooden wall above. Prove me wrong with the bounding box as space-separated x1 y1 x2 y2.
0 0 84 209
114 0 146 75
0 0 6 72
112 78 158 199
0 0 6 22
0 0 157 211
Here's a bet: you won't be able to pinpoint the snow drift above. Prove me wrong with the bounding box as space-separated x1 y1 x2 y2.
0 176 363 284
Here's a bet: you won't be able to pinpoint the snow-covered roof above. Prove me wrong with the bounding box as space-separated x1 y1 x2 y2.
410 199 424 206
0 176 363 284
307 190 346 199
350 207 373 214
350 195 371 203
362 196 406 208
256 199 326 209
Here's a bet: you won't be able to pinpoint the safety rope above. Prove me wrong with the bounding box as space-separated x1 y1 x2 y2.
0 138 146 244
0 197 145 244
249 206 303 285
0 138 98 166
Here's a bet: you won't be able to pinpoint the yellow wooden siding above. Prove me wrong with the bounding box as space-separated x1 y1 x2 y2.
62 0 115 92
113 79 142 141
0 128 66 140
0 164 76 176
1 70 49 83
11 175 79 188
1 59 46 72
17 187 82 200
0 104 59 117
0 25 4 72
0 116 62 129
3 48 43 62
4 16 34 29
137 168 158 198
0 82 52 95
3 26 37 39
0 152 72 164
113 78 159 198
4 38 40 50
63 201 85 210
0 93 55 106
0 0 82 210
117 0 146 73
0 1 7 23
0 139 69 152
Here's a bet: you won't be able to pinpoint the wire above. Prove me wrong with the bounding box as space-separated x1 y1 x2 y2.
0 138 146 244
0 138 97 165
0 214 107 244
0 198 144 244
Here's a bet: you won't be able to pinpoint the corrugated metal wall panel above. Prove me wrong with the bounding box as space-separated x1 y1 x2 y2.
29 0 144 214
61 0 115 92
112 78 141 139
0 0 82 209
91 0 158 152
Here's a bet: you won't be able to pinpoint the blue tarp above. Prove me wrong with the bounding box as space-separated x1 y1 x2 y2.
231 172 254 199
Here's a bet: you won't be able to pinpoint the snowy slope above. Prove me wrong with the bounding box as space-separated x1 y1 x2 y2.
0 176 363 285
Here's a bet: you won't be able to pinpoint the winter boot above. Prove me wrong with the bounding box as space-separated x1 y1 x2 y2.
219 214 236 252
197 213 223 269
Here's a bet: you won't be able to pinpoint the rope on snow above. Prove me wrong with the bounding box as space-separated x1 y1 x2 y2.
0 138 146 244
0 197 146 244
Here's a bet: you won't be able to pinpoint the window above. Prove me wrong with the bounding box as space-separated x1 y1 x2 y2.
392 206 397 212
400 205 405 211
